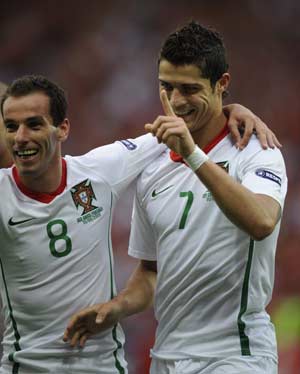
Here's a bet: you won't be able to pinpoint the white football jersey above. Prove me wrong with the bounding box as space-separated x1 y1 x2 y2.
0 134 164 374
129 129 287 361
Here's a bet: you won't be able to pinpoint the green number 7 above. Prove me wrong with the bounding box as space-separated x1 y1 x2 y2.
179 191 194 229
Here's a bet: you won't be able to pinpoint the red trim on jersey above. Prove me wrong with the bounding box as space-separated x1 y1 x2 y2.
169 123 230 164
12 159 67 203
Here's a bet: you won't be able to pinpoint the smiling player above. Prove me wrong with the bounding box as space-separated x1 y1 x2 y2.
64 21 287 374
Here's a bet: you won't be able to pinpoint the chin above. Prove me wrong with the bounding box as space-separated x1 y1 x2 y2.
17 166 38 177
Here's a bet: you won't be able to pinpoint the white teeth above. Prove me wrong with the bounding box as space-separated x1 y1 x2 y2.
17 150 38 156
176 110 194 116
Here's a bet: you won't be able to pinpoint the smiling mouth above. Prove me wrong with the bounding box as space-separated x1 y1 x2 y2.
175 109 195 117
15 149 39 159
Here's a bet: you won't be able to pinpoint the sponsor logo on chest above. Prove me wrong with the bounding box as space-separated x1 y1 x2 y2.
151 185 174 198
8 217 35 226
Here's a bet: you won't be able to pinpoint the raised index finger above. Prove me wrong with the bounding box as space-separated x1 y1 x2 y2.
160 90 176 117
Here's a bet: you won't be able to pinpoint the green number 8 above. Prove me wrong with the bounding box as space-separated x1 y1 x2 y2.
47 219 72 257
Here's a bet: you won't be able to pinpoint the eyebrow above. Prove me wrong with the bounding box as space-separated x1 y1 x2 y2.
3 118 17 126
4 115 45 124
181 83 202 88
159 80 202 88
25 116 45 123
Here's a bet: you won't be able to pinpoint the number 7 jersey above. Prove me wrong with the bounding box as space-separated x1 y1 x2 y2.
0 134 164 374
129 129 287 362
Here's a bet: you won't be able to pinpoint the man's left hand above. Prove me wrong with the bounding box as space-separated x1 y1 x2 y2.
224 103 282 150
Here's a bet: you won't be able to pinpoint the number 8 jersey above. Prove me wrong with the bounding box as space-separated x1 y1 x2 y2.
0 134 164 374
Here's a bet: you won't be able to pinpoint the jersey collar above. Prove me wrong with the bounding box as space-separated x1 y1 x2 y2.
170 123 230 164
12 158 67 203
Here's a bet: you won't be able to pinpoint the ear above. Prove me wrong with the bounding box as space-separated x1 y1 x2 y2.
56 119 70 143
216 73 230 94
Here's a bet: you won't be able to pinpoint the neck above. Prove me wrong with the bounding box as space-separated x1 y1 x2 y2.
18 157 63 194
192 111 227 149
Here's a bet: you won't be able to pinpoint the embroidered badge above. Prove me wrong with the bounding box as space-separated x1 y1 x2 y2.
71 179 103 224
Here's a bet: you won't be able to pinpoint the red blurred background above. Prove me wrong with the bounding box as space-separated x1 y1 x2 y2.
0 0 299 372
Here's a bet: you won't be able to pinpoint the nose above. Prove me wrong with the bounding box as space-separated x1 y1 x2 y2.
15 124 29 144
169 88 185 108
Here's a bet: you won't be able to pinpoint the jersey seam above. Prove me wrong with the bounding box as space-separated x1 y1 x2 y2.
237 238 254 355
107 192 125 374
0 258 21 373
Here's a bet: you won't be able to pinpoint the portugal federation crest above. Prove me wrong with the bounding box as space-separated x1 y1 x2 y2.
71 179 98 215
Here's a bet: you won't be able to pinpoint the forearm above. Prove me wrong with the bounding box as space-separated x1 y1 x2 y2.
63 261 157 347
113 260 157 319
194 160 280 240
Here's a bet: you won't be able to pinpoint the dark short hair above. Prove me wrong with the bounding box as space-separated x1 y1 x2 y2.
0 75 68 126
158 21 229 88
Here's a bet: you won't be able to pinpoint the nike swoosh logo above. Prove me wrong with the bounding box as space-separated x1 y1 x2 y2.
152 185 174 198
8 217 35 226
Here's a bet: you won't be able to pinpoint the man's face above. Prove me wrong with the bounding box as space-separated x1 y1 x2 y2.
3 92 67 179
159 60 227 134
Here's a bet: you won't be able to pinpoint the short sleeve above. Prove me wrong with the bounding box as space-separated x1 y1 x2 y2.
237 147 287 209
128 190 157 261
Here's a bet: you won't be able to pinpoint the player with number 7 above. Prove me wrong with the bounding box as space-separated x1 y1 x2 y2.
64 21 287 374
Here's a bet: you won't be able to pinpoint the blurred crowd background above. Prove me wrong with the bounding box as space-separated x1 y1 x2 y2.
0 0 299 372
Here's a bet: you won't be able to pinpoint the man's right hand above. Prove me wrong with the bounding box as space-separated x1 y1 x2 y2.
63 300 123 348
145 90 195 158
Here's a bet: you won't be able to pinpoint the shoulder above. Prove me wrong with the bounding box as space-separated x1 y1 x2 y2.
239 136 285 164
141 149 170 176
0 169 14 204
236 138 287 184
0 167 11 182
65 134 165 190
65 142 125 174
67 134 161 166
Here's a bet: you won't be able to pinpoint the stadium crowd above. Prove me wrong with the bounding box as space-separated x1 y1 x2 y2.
0 0 299 372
